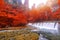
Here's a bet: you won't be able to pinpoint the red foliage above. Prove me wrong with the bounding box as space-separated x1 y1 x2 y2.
52 8 60 20
28 6 52 22
0 0 60 27
0 0 28 27
58 0 60 5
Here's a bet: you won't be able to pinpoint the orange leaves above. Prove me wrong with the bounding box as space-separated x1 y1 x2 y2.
12 13 28 26
28 5 60 22
58 0 60 5
0 0 28 27
52 8 60 20
28 6 52 22
0 0 60 27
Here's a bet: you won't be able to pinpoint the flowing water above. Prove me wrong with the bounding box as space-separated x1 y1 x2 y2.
28 22 60 40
